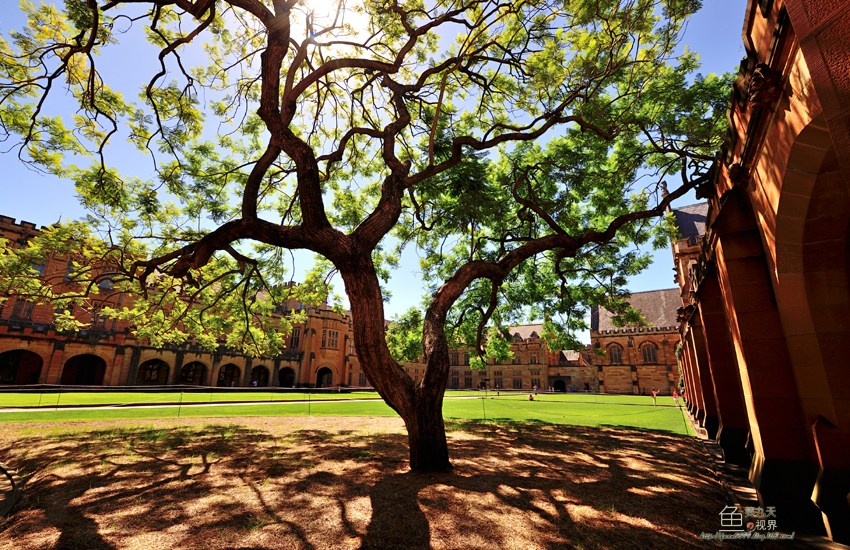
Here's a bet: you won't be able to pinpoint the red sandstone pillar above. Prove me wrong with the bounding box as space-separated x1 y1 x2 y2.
688 321 719 439
697 271 751 466
782 4 850 541
713 189 822 535
679 331 698 415
683 329 706 423
43 344 66 384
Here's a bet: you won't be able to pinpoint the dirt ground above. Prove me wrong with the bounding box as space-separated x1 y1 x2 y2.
0 416 737 549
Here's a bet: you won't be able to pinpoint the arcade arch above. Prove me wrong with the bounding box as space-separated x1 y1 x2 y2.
279 367 296 388
60 354 106 385
316 367 333 388
216 363 241 387
177 361 207 385
0 350 43 384
136 359 170 385
251 365 270 387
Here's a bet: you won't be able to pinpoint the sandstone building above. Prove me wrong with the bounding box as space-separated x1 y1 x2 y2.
674 0 850 542
1 215 594 393
590 289 681 395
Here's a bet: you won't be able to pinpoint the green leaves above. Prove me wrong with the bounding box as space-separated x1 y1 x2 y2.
0 0 728 372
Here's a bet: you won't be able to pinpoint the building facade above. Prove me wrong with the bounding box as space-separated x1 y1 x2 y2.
674 0 850 542
590 289 681 395
1 216 594 393
0 214 361 389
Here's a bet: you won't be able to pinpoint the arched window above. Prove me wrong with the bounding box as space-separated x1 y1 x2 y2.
217 364 241 387
136 359 170 385
608 344 623 364
642 343 658 364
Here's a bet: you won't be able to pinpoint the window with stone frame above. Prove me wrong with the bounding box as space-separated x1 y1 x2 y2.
10 299 34 321
608 344 623 364
464 376 473 388
321 328 339 349
531 378 540 388
290 327 301 349
142 363 160 382
641 342 658 364
512 377 522 389
64 260 75 282
494 376 503 388
359 372 367 386
91 304 107 329
450 352 459 365
530 352 539 364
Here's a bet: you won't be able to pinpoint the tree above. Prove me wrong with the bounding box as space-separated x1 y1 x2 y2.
0 0 728 471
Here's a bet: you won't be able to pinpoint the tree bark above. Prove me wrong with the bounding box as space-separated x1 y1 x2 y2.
340 256 452 472
405 385 451 471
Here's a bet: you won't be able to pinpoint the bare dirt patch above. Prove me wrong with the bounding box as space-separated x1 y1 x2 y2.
0 416 735 549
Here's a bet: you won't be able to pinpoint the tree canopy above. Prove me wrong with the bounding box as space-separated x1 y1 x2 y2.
0 0 729 470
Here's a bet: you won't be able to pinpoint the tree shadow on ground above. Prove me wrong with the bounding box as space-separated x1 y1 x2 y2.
0 418 749 549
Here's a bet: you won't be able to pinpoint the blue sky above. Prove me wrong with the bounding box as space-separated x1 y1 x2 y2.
0 1 747 327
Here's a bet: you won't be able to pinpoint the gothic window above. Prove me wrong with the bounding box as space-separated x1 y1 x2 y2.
321 329 339 349
64 260 75 282
290 328 301 349
642 343 658 364
608 344 623 364
10 299 34 321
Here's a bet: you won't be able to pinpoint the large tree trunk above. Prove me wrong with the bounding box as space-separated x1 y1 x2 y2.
405 386 451 471
340 259 452 472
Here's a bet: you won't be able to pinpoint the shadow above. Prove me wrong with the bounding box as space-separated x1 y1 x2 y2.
0 418 748 549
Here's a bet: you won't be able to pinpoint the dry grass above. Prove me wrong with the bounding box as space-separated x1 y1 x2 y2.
0 417 738 549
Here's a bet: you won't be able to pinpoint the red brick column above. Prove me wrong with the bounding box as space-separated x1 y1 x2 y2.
682 328 706 423
688 320 719 439
679 330 698 416
712 188 823 535
43 343 66 385
697 271 751 466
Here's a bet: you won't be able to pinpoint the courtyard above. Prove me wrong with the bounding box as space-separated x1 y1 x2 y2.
0 413 730 549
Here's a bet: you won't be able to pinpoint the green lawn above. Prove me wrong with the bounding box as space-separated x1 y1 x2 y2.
0 390 694 435
0 389 381 407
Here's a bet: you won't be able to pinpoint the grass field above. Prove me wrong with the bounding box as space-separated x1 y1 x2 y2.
0 389 694 435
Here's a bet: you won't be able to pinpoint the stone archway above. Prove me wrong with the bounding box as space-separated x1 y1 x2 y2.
279 367 295 388
177 362 207 385
251 365 270 387
216 364 241 387
60 354 106 385
775 124 850 539
0 350 43 384
135 359 170 385
316 367 333 388
553 379 566 393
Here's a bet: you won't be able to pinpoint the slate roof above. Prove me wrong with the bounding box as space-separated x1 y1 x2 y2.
559 350 581 362
673 202 708 239
590 288 681 332
509 324 544 340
